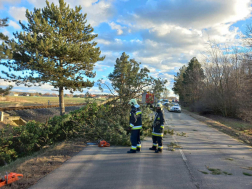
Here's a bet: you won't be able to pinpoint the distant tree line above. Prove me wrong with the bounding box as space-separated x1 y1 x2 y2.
173 42 252 122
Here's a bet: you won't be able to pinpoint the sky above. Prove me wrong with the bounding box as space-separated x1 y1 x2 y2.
0 0 252 96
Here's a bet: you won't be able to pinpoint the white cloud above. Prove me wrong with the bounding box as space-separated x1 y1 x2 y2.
81 0 115 27
8 7 27 21
79 0 98 7
96 38 111 45
27 0 58 9
0 0 21 9
26 0 115 27
123 0 252 30
9 20 21 29
0 79 16 86
97 0 252 90
109 22 126 35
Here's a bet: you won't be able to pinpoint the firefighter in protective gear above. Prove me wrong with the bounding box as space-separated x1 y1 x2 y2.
149 102 165 153
127 99 142 153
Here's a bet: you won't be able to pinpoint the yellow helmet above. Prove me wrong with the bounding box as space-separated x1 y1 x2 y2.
129 99 138 106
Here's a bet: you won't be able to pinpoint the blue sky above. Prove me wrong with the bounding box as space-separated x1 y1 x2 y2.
0 0 252 95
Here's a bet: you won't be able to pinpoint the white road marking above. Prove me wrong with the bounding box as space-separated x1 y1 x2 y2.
179 149 187 161
172 135 187 161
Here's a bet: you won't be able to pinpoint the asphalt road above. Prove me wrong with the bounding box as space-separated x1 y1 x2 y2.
30 110 252 189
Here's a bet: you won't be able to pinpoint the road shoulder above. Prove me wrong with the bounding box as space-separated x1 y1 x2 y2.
182 109 252 146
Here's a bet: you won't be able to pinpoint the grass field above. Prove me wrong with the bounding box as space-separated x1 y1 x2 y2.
0 96 106 107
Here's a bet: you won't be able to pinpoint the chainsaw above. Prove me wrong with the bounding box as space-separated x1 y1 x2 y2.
98 140 110 147
0 172 23 187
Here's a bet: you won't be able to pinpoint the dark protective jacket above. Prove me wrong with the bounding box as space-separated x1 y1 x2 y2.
152 109 165 137
129 104 142 130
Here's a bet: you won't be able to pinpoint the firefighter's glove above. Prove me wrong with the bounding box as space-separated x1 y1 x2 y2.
127 127 132 131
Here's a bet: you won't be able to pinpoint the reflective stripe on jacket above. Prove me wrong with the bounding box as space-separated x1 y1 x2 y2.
152 110 165 136
129 105 142 130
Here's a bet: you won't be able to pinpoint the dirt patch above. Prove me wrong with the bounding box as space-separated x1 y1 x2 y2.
0 139 86 189
0 122 6 129
4 105 85 123
182 109 252 146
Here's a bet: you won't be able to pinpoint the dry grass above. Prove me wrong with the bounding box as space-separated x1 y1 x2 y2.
182 109 252 146
204 114 252 133
0 139 86 189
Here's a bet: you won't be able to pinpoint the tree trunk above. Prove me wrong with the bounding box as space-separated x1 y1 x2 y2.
59 86 65 115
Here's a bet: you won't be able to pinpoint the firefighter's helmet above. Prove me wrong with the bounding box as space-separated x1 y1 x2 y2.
129 99 138 106
156 102 162 109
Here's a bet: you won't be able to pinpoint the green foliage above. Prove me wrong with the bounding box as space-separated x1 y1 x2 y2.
173 57 205 106
141 106 154 137
182 57 205 104
207 168 222 175
0 85 13 96
167 128 175 135
199 171 209 174
107 52 151 103
206 166 232 175
152 78 167 101
0 0 104 115
0 17 9 58
0 18 8 28
0 102 153 166
176 132 187 137
173 65 187 102
104 52 167 105
243 172 252 176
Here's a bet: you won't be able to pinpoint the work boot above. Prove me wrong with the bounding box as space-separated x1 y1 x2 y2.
136 148 141 152
155 149 162 153
127 149 136 153
149 146 157 150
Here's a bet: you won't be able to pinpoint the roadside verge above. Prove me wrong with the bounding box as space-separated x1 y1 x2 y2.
182 109 252 146
0 139 86 189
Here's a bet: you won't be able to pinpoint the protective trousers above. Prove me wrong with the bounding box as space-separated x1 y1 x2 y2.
152 135 163 150
130 129 141 151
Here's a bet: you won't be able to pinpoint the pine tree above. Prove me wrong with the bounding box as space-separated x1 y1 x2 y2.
0 18 8 40
183 57 205 105
107 52 167 105
152 78 167 103
0 0 104 115
173 65 187 104
0 85 13 96
0 18 9 59
108 52 150 104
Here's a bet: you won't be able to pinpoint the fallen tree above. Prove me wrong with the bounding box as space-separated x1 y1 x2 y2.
0 102 153 166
